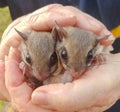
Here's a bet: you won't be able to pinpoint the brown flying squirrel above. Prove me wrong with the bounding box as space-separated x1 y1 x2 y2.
43 23 111 84
15 29 58 89
15 23 110 86
7 29 59 112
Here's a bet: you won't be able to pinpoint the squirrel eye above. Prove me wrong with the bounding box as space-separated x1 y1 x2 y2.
49 52 58 67
61 48 67 60
26 54 31 64
86 49 94 65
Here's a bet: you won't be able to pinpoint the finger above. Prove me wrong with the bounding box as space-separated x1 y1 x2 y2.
2 4 62 39
5 48 32 110
5 48 24 88
78 11 115 45
0 28 22 60
28 10 76 31
82 13 115 45
32 4 63 15
0 60 10 101
2 4 63 40
0 15 27 60
14 4 71 31
5 48 33 101
31 80 97 112
64 6 114 43
2 4 61 38
2 16 26 40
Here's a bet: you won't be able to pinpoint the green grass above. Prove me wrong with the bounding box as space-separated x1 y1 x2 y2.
0 7 12 38
0 101 4 112
0 6 12 112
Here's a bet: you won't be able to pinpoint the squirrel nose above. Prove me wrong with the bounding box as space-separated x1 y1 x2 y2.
71 67 86 79
32 70 50 81
39 72 50 80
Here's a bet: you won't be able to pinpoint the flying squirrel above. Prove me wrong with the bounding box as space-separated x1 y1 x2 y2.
15 23 111 88
43 23 112 84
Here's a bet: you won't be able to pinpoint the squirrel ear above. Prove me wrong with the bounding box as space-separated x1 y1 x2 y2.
51 21 67 42
15 28 28 41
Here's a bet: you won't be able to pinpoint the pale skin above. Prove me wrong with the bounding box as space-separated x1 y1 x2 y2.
1 3 120 112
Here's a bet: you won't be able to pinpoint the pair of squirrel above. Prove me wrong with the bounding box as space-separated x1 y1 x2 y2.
15 22 110 89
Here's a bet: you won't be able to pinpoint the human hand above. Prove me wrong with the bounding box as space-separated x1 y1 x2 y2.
5 49 120 112
31 53 120 112
0 3 113 102
1 4 114 59
1 3 115 111
5 48 57 112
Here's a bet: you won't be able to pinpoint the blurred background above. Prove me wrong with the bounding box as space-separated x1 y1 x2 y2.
0 6 11 112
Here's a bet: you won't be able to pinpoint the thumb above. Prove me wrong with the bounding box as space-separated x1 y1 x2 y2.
31 83 77 112
31 78 101 112
0 60 10 101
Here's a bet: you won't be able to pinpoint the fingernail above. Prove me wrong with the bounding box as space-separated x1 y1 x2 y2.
101 30 115 40
32 92 48 105
108 35 115 41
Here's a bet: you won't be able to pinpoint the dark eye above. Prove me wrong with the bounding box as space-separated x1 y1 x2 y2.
61 48 67 60
86 49 94 65
26 53 31 64
49 52 58 67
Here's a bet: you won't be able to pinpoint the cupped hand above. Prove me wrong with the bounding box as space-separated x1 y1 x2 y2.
5 48 57 112
31 53 120 112
1 3 116 111
1 4 114 60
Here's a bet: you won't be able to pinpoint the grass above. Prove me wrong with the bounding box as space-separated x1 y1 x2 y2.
0 6 12 112
0 7 12 38
0 101 4 112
